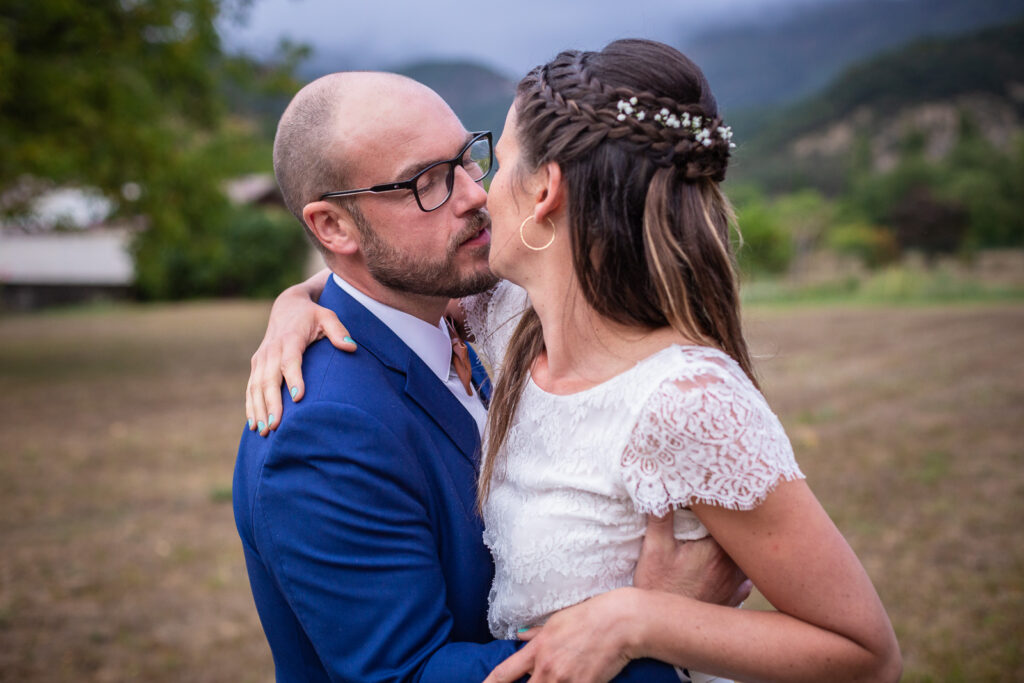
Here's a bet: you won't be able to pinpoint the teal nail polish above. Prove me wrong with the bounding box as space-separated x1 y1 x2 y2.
247 418 253 430
290 386 298 399
517 627 529 634
343 335 356 345
268 414 275 427
257 420 266 432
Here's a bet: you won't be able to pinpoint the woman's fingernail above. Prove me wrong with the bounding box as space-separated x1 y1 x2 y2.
343 336 356 346
247 418 253 430
268 414 275 427
257 421 266 432
290 386 298 399
517 627 529 634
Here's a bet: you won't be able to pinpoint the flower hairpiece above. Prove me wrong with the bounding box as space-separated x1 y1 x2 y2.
616 98 736 149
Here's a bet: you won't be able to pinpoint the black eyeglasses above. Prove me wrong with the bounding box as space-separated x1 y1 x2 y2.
319 131 493 212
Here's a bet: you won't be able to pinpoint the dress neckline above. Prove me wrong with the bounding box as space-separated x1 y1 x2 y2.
526 344 706 400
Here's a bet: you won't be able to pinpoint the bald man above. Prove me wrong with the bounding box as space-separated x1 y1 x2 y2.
233 73 724 682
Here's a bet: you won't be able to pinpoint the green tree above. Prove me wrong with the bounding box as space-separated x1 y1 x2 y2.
733 190 795 276
940 118 1024 249
0 0 309 298
841 117 1024 254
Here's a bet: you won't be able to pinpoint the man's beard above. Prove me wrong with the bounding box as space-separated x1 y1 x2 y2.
353 206 498 299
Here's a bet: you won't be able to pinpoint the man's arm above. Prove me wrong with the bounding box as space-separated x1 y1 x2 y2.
254 401 521 682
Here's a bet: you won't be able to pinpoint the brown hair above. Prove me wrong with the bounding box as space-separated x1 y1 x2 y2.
479 39 756 506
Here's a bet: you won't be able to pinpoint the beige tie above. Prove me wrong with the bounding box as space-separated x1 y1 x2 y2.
445 317 473 396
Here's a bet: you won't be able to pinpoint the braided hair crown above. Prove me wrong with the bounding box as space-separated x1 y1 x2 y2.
515 41 731 182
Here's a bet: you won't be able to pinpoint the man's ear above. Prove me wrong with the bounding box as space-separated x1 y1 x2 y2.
302 201 361 256
532 161 565 226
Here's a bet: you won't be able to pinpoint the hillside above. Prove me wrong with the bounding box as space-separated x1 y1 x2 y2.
398 61 516 138
729 19 1024 193
685 0 1024 112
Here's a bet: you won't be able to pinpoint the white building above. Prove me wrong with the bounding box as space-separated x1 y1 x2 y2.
0 186 136 309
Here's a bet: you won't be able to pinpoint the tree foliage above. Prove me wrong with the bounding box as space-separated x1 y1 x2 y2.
731 187 796 276
0 0 310 299
842 120 1024 254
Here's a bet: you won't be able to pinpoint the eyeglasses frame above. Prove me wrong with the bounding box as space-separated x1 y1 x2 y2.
318 131 493 213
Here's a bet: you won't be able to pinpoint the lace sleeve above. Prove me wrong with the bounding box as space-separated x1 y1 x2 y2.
620 367 804 517
460 279 529 375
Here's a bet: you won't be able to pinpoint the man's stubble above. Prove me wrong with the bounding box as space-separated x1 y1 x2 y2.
351 205 499 299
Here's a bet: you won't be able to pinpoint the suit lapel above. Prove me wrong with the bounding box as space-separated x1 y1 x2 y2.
401 361 481 468
319 279 481 466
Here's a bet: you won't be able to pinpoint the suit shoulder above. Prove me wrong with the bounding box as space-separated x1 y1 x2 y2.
300 338 403 406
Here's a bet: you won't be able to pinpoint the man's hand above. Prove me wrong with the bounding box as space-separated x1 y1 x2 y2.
245 279 354 436
634 513 751 607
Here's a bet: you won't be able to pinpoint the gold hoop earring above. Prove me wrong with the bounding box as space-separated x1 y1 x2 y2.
519 214 556 251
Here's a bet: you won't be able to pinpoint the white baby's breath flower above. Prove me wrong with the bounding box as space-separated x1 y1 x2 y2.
612 98 733 149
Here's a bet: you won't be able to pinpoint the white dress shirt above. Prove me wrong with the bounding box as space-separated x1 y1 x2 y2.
332 273 487 435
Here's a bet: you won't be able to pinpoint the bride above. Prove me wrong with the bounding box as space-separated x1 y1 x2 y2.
246 39 900 683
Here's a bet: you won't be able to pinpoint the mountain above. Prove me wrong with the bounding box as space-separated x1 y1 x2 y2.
294 55 516 140
728 20 1024 193
685 0 1024 113
397 61 516 139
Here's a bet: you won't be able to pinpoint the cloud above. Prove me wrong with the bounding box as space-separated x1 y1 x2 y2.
220 0 835 77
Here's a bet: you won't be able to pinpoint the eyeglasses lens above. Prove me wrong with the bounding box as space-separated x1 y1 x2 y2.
414 136 492 211
415 165 453 211
467 137 492 180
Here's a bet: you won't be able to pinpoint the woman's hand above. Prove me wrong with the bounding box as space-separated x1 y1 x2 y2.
484 589 642 683
245 271 355 435
634 513 751 607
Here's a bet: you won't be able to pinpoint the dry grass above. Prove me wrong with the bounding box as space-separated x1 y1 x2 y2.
1 300 1021 681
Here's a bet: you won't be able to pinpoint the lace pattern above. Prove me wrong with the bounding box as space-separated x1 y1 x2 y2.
466 282 804 640
621 352 803 517
460 280 529 375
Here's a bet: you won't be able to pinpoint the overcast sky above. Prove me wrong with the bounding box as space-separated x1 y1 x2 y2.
219 0 845 77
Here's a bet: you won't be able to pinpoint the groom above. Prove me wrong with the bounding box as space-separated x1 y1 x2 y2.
234 72 741 681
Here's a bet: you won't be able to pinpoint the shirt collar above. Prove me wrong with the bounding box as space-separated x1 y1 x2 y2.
332 273 453 383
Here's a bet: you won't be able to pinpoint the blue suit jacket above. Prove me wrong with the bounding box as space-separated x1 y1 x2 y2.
233 277 680 682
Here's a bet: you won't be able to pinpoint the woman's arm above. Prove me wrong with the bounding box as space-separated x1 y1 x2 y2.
245 271 500 435
634 480 900 682
245 268 354 435
487 480 901 683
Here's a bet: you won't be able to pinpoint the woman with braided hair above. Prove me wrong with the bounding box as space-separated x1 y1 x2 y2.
246 39 900 682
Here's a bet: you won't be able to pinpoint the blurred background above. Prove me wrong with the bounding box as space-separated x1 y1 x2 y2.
0 0 1022 680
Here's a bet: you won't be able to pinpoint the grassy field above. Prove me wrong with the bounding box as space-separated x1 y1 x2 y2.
1 299 1022 681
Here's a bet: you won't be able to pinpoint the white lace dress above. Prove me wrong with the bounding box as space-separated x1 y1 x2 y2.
464 281 805 678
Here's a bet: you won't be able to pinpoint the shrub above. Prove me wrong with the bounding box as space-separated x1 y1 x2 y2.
735 200 795 275
826 222 899 267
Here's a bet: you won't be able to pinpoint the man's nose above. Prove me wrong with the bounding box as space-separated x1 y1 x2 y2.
449 164 488 214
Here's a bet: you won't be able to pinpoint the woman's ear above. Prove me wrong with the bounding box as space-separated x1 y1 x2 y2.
532 161 565 225
302 201 360 256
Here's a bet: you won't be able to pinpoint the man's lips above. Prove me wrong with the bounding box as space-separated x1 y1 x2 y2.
459 220 491 246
